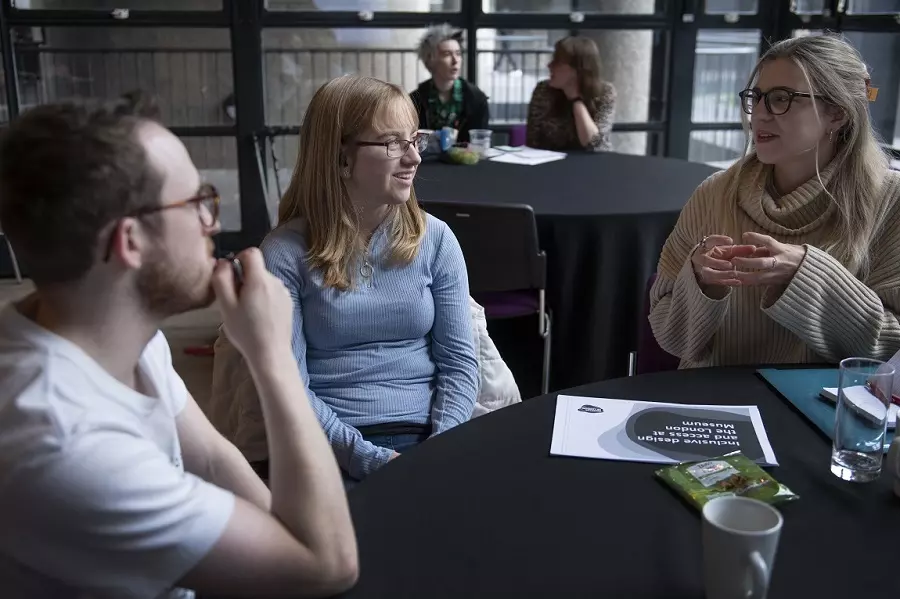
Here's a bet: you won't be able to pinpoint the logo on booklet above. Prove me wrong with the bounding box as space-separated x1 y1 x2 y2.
578 404 604 414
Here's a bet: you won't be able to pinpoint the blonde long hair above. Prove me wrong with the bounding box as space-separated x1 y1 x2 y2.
726 33 890 276
279 75 426 290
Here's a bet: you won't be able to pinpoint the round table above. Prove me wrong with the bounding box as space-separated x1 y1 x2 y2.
341 368 900 598
415 152 720 394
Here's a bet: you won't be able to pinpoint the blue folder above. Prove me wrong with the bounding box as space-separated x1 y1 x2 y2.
757 368 894 451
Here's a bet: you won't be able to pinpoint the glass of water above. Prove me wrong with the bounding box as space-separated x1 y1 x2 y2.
831 357 895 482
469 129 492 156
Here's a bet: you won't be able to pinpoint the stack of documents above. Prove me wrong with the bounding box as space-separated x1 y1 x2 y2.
490 147 567 166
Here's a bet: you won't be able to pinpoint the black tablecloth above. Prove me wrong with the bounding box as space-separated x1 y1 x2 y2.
415 153 720 392
341 368 900 598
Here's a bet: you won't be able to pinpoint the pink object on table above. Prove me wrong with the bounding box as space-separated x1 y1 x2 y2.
509 124 527 147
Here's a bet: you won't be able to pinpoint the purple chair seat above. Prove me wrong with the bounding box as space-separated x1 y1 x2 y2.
636 274 681 375
474 291 540 319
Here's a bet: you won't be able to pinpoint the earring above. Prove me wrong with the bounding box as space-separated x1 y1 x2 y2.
828 129 834 142
341 166 351 179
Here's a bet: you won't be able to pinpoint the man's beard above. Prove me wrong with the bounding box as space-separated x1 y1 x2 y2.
135 245 215 318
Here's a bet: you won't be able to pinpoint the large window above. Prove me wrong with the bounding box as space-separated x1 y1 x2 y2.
688 29 759 166
266 0 461 12
263 27 431 127
791 0 825 13
483 0 657 14
691 29 760 123
841 31 900 148
476 29 560 124
14 27 233 127
846 0 900 14
11 0 222 8
704 0 758 14
476 27 661 155
184 137 241 232
0 0 897 269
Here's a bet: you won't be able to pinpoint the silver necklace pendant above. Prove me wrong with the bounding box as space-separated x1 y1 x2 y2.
360 261 373 279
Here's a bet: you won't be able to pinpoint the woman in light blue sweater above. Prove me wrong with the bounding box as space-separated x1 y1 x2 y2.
261 75 479 484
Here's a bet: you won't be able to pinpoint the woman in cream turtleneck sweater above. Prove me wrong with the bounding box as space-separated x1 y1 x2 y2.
651 34 900 368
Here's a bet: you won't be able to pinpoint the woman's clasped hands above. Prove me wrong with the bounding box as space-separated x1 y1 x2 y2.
691 232 807 292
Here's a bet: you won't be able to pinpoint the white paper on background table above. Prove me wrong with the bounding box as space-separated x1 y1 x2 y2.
480 147 504 159
550 395 778 466
489 147 567 166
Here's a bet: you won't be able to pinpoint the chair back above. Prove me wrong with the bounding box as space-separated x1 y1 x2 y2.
636 273 680 375
421 201 546 294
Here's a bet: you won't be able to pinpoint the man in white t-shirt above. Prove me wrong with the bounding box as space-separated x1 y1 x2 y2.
0 97 358 598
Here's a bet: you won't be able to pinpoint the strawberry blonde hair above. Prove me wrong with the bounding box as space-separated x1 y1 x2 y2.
278 75 426 290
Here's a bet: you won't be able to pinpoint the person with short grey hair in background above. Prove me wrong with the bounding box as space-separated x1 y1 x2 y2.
410 24 489 144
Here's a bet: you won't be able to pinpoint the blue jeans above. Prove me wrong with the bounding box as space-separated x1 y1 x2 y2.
342 431 429 490
364 432 429 454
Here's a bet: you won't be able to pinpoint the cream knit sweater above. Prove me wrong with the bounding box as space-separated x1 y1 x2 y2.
650 158 900 368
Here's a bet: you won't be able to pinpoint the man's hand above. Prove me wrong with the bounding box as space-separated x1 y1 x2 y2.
211 248 293 364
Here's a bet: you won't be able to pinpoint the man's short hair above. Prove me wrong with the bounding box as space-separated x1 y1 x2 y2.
0 92 164 286
417 24 463 70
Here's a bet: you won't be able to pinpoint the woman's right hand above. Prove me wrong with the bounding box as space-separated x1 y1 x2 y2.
691 235 756 296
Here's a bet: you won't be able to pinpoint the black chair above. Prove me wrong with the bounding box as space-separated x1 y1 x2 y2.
0 230 22 283
628 273 681 376
421 200 551 394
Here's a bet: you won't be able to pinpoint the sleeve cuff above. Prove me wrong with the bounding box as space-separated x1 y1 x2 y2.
348 443 394 481
762 244 886 359
677 253 732 307
762 244 839 319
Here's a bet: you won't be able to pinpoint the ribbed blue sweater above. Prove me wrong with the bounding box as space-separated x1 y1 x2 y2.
260 213 479 480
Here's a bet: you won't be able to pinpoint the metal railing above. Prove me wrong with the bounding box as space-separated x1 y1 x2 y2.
2 43 756 166
263 46 554 126
15 47 234 127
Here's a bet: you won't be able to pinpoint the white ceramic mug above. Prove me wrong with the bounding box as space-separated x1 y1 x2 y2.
702 497 783 599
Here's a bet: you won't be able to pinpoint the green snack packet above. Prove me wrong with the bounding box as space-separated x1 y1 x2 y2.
655 451 799 510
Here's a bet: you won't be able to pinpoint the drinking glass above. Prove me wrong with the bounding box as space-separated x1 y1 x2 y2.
469 129 492 155
831 357 895 482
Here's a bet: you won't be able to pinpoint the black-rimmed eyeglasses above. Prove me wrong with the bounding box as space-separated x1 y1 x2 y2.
356 132 430 158
738 87 826 116
103 183 221 262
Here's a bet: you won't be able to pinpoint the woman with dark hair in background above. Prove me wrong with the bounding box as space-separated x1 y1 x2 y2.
526 36 616 152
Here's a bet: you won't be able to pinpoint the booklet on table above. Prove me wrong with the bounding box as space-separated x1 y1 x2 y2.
550 395 778 466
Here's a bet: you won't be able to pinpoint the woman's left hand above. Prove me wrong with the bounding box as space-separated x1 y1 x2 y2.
730 232 806 287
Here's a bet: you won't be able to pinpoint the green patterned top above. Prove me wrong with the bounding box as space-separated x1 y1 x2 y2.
427 78 464 130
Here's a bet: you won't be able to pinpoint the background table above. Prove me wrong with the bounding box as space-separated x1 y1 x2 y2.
340 368 900 598
415 152 720 394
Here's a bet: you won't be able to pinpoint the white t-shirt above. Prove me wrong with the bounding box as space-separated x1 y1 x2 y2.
0 301 235 599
